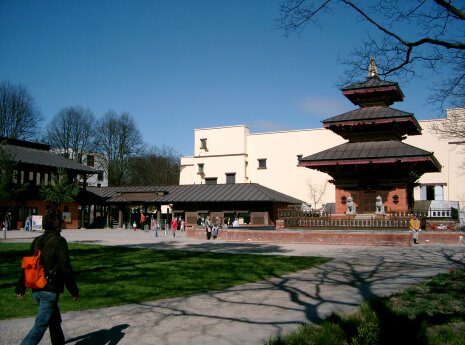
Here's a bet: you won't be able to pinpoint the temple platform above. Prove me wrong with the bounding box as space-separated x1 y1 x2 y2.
186 227 464 247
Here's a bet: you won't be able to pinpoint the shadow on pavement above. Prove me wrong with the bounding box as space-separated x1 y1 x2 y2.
65 324 129 345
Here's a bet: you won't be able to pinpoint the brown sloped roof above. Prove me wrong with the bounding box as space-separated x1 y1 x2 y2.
299 140 441 170
340 76 404 106
86 183 304 204
323 106 416 125
3 143 97 174
341 76 400 91
322 106 422 138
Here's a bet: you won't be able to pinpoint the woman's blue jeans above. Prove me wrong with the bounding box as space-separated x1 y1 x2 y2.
21 291 64 345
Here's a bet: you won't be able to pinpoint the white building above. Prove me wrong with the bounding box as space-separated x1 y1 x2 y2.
180 109 464 214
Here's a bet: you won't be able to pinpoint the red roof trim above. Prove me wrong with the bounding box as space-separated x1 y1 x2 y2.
342 86 399 95
323 117 413 128
299 156 434 167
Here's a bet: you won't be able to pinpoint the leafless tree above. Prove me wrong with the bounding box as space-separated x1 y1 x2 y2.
307 179 328 209
126 145 180 185
430 108 465 169
278 0 465 109
45 106 96 163
94 110 143 186
0 81 43 140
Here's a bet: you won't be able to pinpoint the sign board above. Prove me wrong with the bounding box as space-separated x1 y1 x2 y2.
31 215 43 231
62 212 72 223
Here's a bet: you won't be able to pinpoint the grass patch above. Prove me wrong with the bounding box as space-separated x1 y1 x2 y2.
265 267 465 345
0 242 330 320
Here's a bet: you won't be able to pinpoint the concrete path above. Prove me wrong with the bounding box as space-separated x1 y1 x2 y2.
1 229 464 345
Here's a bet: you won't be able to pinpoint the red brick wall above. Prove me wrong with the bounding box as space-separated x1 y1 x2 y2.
186 228 464 246
16 200 80 230
335 186 409 214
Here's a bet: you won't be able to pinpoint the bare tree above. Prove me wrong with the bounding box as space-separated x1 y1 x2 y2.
94 110 143 186
430 108 465 169
307 179 328 209
45 106 96 163
126 145 180 185
278 0 465 109
0 81 43 140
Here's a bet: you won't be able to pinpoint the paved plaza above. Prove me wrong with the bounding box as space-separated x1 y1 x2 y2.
1 229 464 345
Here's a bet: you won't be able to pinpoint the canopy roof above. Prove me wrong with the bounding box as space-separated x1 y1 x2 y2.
2 138 97 175
85 183 304 205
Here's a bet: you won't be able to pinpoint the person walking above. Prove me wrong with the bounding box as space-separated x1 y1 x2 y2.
409 214 421 244
212 216 221 240
15 208 79 345
205 216 212 240
171 217 177 237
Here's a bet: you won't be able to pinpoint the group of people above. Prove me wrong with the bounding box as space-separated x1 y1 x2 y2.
170 216 185 237
196 215 242 240
204 216 221 240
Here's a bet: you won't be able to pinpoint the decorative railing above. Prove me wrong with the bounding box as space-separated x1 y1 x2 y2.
281 217 409 229
278 208 456 230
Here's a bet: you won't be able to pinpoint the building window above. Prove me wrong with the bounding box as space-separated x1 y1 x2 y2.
97 172 104 181
205 177 217 185
198 163 204 174
87 154 95 167
258 158 267 169
226 173 236 184
420 184 445 201
200 138 207 150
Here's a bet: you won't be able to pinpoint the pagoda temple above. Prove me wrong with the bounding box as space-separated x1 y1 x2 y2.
298 59 441 215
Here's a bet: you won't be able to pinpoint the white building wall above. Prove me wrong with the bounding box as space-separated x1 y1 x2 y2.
406 110 465 203
180 125 249 185
246 129 344 206
180 109 465 208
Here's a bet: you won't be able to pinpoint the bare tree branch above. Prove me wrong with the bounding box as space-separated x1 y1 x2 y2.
278 0 465 108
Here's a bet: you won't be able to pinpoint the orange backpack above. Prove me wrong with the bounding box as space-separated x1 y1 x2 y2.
21 250 47 289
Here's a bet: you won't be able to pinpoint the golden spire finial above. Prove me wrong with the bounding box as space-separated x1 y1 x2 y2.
368 57 378 78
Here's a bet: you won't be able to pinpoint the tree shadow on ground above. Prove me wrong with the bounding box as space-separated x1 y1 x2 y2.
122 240 296 255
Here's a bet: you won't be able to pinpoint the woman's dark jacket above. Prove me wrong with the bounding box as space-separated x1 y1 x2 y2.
16 230 79 296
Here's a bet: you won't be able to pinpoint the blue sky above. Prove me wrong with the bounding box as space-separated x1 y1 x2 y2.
0 0 446 156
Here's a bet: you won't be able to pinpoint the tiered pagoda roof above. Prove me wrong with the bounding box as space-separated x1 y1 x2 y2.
298 58 441 188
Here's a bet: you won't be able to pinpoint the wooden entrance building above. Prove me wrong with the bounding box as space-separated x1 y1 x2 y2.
298 59 441 215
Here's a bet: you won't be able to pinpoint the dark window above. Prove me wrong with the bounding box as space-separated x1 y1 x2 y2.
200 138 207 149
258 158 267 169
226 173 236 184
205 178 217 185
87 155 95 167
426 186 435 200
97 172 104 181
198 163 204 174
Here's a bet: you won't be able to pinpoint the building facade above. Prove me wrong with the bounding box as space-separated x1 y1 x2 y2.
0 138 99 229
180 109 464 215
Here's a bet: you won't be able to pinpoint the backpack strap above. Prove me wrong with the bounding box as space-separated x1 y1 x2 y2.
35 235 60 273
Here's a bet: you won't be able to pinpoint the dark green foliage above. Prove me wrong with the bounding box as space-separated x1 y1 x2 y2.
39 167 79 207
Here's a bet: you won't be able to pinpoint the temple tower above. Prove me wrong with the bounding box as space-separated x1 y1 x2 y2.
298 59 441 215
